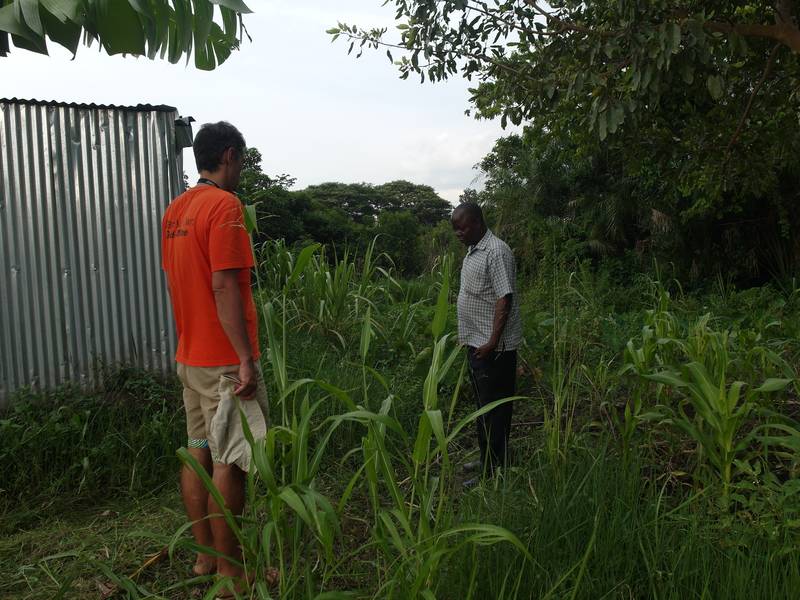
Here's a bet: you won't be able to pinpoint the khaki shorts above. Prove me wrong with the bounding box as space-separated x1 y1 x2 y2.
177 362 269 469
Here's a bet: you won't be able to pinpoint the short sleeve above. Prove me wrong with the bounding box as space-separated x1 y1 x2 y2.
487 247 515 299
208 195 254 272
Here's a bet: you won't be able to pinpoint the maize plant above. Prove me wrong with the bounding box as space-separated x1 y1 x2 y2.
645 361 791 507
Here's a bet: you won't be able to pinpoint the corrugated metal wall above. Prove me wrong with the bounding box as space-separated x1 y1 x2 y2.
0 99 183 406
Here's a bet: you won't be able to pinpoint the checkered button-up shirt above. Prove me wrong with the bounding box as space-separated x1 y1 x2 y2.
456 230 522 351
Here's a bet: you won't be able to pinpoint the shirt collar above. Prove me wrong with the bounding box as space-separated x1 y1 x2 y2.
468 229 492 254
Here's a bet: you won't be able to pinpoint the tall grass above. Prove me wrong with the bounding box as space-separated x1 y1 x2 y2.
167 243 530 599
449 446 800 600
169 241 800 597
5 241 800 599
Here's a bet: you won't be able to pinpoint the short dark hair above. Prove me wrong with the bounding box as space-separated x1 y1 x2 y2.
452 202 484 225
193 121 246 172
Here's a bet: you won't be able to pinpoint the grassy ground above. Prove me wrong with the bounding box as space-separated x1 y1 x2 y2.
0 489 190 599
4 441 800 599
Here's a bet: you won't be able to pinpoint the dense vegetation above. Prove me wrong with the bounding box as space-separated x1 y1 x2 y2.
3 1 800 598
332 0 800 283
236 148 453 277
4 236 800 598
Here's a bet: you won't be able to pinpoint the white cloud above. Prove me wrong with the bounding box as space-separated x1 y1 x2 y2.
437 188 466 205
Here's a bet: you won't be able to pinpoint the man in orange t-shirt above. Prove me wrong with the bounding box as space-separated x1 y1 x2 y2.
161 121 269 588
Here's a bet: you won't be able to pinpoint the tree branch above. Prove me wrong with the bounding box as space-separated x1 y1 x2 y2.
464 1 521 31
776 0 794 24
526 0 800 51
705 20 800 52
725 43 782 156
706 0 800 53
525 0 624 38
336 30 540 85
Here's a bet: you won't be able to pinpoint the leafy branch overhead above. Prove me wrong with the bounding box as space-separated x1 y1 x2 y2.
0 0 252 70
329 1 800 138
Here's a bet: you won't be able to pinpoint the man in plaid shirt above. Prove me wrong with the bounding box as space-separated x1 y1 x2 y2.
451 203 522 480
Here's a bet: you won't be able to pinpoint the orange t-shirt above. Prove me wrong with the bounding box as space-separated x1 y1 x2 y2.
161 185 260 367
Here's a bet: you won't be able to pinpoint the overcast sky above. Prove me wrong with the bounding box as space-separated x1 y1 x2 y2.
3 1 512 204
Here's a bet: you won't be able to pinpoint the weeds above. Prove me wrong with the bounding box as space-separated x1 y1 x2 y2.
4 243 800 599
0 368 182 530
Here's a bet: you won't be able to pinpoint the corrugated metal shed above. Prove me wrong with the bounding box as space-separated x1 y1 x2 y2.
0 98 190 406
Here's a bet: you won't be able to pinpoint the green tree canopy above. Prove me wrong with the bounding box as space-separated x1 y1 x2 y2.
238 148 296 200
236 148 307 245
473 119 800 283
375 210 422 275
302 180 452 226
303 182 385 225
237 150 456 258
377 180 452 226
0 0 251 69
332 1 800 204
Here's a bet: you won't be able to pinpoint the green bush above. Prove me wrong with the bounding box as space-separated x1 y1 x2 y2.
0 368 183 521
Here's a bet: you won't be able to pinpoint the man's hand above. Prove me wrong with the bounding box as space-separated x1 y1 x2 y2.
213 268 258 400
235 358 257 400
474 341 497 360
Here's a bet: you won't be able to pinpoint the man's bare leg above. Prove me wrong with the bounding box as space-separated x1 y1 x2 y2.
181 447 217 575
209 463 246 580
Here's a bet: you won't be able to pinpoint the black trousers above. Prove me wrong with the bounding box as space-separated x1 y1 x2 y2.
467 347 517 473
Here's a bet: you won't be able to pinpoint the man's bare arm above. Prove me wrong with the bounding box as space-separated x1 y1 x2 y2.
212 269 256 398
475 294 512 359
